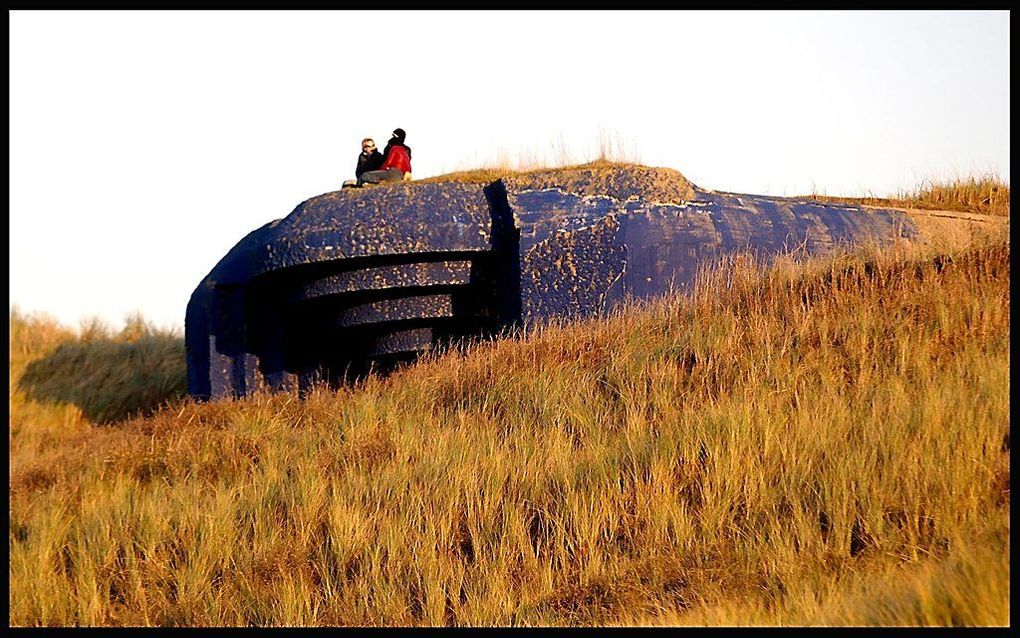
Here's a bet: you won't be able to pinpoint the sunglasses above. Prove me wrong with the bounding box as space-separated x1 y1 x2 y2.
363 144 375 150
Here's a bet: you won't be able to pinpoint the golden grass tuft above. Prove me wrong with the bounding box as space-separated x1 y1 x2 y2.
418 159 642 186
8 233 1010 626
420 129 643 185
11 310 187 424
807 174 1009 217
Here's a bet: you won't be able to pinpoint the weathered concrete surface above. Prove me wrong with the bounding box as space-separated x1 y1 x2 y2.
501 169 924 323
186 183 503 399
187 165 1003 399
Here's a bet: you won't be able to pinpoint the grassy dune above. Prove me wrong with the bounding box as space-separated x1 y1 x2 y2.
9 234 1009 626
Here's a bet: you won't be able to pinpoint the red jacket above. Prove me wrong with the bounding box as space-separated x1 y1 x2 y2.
380 144 412 174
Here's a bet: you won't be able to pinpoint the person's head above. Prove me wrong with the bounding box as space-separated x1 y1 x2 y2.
361 138 376 153
390 128 406 144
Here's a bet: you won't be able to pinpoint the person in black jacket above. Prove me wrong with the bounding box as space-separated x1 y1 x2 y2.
343 138 384 188
356 138 384 178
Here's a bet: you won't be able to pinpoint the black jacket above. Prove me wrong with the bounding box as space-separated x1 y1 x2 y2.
356 149 384 178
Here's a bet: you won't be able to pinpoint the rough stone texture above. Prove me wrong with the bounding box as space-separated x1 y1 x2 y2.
503 164 697 203
186 183 500 399
255 183 494 274
187 165 994 400
374 328 434 356
287 261 473 303
500 174 919 326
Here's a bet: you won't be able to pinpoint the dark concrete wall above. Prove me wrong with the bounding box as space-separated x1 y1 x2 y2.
187 167 922 399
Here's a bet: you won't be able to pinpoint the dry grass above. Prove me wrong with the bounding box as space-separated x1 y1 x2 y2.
418 159 643 186
8 234 1010 626
420 130 643 185
807 174 1009 217
11 311 186 424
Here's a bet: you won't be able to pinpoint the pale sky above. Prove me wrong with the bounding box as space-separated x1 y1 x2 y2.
10 10 1010 331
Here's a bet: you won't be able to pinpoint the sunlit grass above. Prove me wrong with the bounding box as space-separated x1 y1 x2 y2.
419 130 643 184
418 159 643 185
10 310 186 424
8 234 1009 626
807 174 1009 217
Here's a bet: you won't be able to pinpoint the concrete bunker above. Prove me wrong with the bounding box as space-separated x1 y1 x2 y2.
187 165 952 400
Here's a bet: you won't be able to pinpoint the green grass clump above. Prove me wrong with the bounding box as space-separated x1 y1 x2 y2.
8 235 1010 626
11 311 187 424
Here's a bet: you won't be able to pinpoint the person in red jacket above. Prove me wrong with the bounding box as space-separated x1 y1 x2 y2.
358 128 412 186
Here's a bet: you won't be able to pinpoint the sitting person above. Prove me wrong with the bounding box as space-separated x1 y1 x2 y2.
358 128 412 186
342 138 384 188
